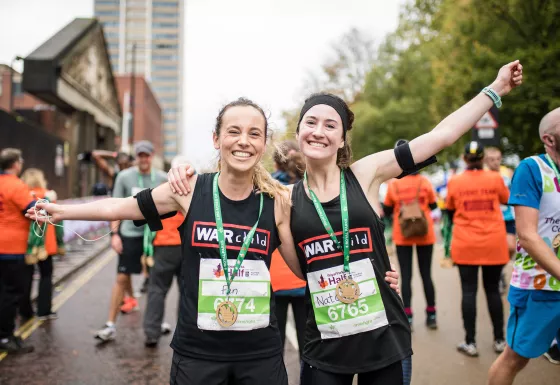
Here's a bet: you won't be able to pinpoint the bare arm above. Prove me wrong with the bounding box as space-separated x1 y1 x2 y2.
27 180 195 224
516 205 560 281
274 189 305 280
92 150 117 178
351 61 523 192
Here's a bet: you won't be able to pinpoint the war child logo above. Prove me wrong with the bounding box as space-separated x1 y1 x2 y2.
192 221 270 255
299 227 373 264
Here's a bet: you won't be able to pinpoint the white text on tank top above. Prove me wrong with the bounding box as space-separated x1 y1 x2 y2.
511 156 560 291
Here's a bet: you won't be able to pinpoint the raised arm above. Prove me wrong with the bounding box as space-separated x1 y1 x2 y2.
351 60 523 191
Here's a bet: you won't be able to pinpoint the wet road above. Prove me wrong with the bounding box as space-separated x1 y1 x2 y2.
1 246 559 384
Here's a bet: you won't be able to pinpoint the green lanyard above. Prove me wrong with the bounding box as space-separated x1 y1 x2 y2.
546 154 560 180
304 169 351 274
139 169 156 256
213 173 263 296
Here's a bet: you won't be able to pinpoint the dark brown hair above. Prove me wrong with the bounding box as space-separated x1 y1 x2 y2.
296 93 354 168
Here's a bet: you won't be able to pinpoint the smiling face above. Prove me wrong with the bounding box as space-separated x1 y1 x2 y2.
213 105 267 174
296 104 344 164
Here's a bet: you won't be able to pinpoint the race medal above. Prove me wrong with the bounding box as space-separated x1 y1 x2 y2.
211 173 263 328
37 246 48 261
335 278 361 304
215 300 239 327
146 256 155 267
552 233 560 249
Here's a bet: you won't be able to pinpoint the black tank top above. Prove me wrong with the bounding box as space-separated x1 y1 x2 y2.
170 173 282 361
290 169 412 373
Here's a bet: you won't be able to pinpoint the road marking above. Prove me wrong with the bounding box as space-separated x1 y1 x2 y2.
0 249 115 362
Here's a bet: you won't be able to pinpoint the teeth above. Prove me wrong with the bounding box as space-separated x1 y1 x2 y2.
309 142 326 148
233 151 251 158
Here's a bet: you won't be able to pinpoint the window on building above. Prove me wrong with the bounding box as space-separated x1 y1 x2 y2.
152 55 177 62
155 86 177 93
152 12 177 18
96 0 118 4
103 21 119 28
165 107 179 113
95 10 119 16
153 75 177 82
12 81 23 96
127 11 145 18
154 43 179 50
153 64 177 71
105 32 119 39
153 2 179 8
153 33 177 40
153 22 178 29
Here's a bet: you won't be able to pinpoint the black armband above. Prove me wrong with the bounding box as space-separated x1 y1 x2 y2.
429 202 438 211
132 188 178 231
394 142 438 179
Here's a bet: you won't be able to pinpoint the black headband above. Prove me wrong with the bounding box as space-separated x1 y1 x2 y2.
297 95 349 139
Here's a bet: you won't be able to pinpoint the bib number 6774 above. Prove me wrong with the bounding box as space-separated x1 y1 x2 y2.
214 297 256 313
327 298 368 321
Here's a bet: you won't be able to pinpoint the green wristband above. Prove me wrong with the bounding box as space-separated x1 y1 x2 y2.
482 87 502 108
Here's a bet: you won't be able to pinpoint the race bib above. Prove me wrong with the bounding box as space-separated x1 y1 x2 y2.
197 258 271 331
307 259 388 339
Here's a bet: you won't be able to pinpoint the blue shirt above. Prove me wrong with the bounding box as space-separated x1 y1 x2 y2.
509 154 560 298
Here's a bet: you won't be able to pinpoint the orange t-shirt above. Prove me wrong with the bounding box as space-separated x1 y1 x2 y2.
270 250 306 292
446 170 509 265
0 174 34 254
153 212 185 246
30 187 57 256
384 174 437 246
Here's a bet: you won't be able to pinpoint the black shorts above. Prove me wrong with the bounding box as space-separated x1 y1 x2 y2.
505 220 516 235
300 360 403 385
117 235 143 275
170 351 288 385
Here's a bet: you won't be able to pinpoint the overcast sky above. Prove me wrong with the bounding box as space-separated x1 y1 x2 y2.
0 0 402 168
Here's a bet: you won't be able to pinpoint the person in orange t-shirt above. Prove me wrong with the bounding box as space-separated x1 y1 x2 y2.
384 139 438 330
143 157 187 348
446 141 509 357
19 168 59 322
0 148 35 354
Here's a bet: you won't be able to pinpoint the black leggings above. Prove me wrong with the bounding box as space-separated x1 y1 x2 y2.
396 245 435 311
19 256 54 317
274 294 306 357
301 360 403 385
457 264 505 344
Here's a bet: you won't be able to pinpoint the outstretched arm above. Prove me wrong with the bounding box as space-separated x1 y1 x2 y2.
351 60 523 190
27 181 191 223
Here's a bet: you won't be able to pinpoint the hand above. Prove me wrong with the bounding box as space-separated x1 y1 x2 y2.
25 201 63 223
385 264 400 295
168 163 196 195
490 60 523 97
111 234 123 254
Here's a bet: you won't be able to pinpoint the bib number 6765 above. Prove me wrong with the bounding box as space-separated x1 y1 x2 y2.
327 298 368 321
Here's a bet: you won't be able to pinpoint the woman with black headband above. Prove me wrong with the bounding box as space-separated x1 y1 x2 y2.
169 60 523 384
28 98 400 385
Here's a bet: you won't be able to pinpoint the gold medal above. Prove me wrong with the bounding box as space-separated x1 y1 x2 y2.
37 246 48 261
25 253 38 265
553 234 560 249
146 256 155 267
335 278 360 304
216 301 238 327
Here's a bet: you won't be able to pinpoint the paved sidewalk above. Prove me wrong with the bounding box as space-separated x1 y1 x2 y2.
30 228 112 300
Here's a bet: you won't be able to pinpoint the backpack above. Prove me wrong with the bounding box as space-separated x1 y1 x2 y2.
396 181 428 238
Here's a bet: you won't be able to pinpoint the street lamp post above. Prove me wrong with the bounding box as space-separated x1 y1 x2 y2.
129 43 136 144
9 55 24 113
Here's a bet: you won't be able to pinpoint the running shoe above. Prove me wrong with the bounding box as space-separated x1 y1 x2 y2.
0 336 34 354
426 313 438 329
94 323 116 342
37 312 58 321
457 342 479 357
145 336 158 348
493 340 506 353
120 296 139 314
544 345 560 365
161 322 172 335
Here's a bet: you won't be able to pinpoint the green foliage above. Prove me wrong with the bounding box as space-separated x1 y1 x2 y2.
287 0 560 163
